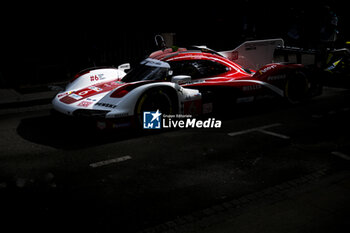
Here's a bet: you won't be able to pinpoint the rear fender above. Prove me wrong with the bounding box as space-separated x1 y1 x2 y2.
253 63 304 81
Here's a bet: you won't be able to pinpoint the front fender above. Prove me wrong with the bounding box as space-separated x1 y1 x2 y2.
66 68 126 91
103 82 201 118
102 82 179 118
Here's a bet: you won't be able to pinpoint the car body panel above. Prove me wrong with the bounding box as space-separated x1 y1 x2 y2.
52 39 319 129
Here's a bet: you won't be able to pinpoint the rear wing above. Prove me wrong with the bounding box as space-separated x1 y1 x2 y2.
219 39 284 70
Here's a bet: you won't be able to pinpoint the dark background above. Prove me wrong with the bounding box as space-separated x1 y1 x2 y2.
1 0 349 89
0 2 349 233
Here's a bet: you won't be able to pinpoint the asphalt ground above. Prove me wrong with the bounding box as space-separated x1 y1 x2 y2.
0 86 349 232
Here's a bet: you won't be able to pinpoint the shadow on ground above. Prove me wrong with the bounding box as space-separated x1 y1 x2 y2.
16 113 148 150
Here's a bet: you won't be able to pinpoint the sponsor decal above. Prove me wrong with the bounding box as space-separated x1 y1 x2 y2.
69 93 83 100
242 84 262 92
77 101 93 107
143 110 222 129
60 81 124 104
267 74 286 81
236 96 254 103
95 102 117 109
259 64 277 74
77 90 92 96
57 91 72 98
89 86 103 92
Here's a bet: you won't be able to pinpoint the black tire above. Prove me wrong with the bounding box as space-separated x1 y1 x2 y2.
135 88 174 126
284 70 309 104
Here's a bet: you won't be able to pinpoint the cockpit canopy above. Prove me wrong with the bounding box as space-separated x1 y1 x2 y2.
122 57 231 83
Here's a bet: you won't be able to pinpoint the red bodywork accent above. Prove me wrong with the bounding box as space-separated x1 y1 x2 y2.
184 99 202 116
60 80 124 104
149 49 304 92
149 47 188 60
157 50 256 88
110 81 153 98
165 52 252 81
61 48 305 106
253 63 304 80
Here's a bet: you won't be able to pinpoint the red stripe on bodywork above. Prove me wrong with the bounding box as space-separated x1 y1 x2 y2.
60 80 124 104
60 95 78 104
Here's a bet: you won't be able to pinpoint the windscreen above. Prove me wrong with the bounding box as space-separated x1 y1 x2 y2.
122 58 170 83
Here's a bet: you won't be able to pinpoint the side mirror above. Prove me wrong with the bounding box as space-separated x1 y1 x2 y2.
118 63 131 72
171 75 191 85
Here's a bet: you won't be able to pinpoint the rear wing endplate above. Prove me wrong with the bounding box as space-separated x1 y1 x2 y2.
219 39 284 70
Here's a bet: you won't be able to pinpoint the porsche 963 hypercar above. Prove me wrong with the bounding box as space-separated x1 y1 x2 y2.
52 38 320 129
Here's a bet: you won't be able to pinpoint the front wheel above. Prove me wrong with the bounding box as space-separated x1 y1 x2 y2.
134 88 174 127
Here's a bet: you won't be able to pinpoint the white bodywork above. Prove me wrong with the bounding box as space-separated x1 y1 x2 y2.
65 68 126 91
52 59 201 120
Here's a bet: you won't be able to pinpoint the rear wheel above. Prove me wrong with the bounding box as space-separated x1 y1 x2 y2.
284 71 309 104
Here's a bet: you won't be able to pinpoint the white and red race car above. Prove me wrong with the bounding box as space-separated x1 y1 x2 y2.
52 38 320 129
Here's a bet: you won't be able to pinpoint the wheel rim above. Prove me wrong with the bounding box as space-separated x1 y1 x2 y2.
135 89 173 126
